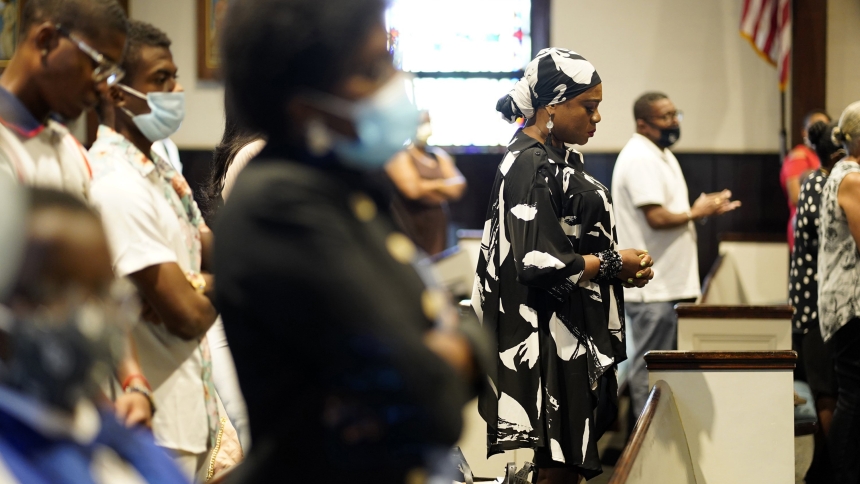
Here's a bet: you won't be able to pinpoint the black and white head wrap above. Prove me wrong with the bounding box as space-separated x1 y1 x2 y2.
497 47 601 123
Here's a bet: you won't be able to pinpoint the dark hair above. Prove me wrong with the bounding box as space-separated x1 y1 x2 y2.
28 187 97 216
21 0 127 41
633 92 669 121
803 109 830 130
8 188 101 304
122 20 172 81
220 0 386 137
807 120 842 169
201 88 262 220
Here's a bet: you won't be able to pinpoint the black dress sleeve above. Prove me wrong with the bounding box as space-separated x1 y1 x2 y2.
503 148 587 296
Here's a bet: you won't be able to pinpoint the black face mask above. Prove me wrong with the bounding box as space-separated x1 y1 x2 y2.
658 126 681 147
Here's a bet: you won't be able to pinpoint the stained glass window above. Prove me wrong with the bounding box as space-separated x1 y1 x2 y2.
387 0 532 147
410 78 520 147
387 0 531 73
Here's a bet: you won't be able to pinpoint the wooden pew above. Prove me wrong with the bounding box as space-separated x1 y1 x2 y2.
645 351 797 484
675 304 793 351
701 233 789 305
609 380 696 484
430 246 476 298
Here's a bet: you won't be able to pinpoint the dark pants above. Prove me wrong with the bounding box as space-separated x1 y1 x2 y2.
625 301 679 418
828 320 860 484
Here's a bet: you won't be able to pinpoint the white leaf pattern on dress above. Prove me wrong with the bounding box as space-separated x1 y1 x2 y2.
500 151 520 176
537 377 542 418
560 217 581 238
549 312 585 360
522 251 566 269
562 167 575 193
608 286 623 340
551 438 566 463
511 204 538 221
498 180 511 266
498 392 534 436
582 418 590 461
500 332 540 371
519 304 539 328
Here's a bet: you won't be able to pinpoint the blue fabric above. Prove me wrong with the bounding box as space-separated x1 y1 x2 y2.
0 86 42 137
0 406 188 484
794 380 817 425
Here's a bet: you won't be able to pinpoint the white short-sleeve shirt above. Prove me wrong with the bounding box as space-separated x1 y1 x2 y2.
611 133 700 302
88 128 210 454
0 120 91 201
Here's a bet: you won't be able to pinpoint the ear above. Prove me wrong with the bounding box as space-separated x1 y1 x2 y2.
108 85 126 107
32 22 61 61
636 118 648 131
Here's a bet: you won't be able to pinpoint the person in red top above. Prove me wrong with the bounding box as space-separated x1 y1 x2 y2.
781 109 831 250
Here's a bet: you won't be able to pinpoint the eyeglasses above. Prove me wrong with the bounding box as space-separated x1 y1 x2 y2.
55 24 125 87
649 110 684 123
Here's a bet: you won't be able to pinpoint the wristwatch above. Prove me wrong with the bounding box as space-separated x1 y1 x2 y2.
187 272 206 295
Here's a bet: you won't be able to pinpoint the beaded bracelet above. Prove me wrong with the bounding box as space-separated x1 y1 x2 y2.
594 249 622 283
124 385 157 415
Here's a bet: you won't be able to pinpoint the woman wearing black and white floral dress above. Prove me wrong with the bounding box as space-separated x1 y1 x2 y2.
819 101 860 484
472 48 654 483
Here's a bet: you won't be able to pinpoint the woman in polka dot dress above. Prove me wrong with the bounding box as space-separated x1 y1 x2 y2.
789 120 844 434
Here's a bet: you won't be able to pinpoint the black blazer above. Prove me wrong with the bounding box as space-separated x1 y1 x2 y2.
214 152 487 482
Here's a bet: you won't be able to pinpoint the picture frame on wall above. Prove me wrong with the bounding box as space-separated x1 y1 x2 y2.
198 0 230 80
0 0 21 68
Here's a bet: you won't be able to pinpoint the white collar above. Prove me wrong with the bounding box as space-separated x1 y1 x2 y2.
0 385 101 444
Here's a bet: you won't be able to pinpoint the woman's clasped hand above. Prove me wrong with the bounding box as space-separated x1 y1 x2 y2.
618 249 654 288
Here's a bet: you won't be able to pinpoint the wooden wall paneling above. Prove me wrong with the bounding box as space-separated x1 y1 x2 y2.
790 0 827 147
644 350 797 371
179 149 788 284
530 0 550 57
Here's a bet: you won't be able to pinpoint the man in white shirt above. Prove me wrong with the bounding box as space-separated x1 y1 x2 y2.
88 21 222 480
612 92 741 416
0 0 155 429
0 0 126 199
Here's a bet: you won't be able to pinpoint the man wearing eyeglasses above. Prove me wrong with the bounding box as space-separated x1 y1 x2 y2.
0 0 127 199
0 0 160 430
611 91 741 417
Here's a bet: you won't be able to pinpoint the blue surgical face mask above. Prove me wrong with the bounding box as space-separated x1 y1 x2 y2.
309 73 420 170
119 85 185 142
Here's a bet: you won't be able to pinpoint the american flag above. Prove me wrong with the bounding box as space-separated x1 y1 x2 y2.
740 0 791 91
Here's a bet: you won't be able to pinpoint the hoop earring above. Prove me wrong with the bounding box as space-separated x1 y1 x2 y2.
545 113 555 146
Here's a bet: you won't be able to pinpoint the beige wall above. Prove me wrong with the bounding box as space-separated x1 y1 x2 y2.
130 0 850 153
827 0 860 122
551 0 783 153
129 0 225 150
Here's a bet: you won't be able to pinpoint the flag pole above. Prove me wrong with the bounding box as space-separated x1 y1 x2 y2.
779 90 788 161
